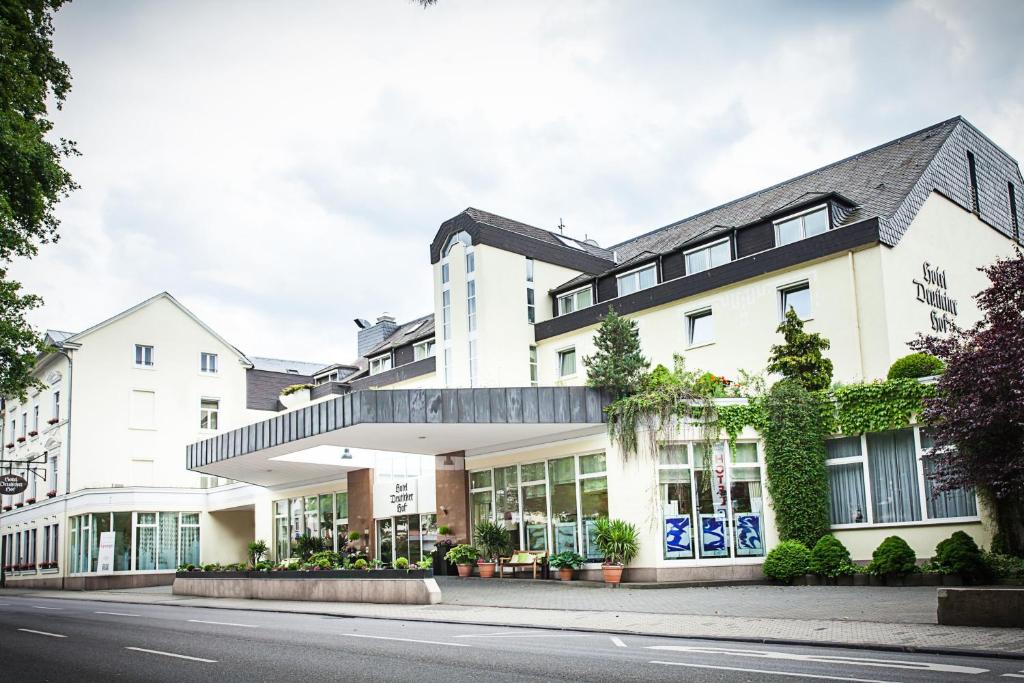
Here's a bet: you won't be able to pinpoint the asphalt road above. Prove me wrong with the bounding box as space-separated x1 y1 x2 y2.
0 594 1021 682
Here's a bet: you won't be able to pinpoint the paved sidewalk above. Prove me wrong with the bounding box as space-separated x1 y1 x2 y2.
3 582 1023 659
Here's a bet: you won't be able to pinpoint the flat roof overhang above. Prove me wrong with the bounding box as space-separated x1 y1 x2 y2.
187 387 611 487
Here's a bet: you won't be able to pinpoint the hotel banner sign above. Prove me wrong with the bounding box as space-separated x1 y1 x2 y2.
374 478 419 517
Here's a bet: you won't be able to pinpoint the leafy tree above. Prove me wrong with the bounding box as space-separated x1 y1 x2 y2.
910 249 1024 553
583 307 649 398
766 308 833 392
1 0 78 400
762 379 831 548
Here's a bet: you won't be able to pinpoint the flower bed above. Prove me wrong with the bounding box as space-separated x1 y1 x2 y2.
175 569 431 579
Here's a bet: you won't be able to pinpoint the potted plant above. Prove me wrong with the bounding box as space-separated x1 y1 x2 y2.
25 497 35 505
594 518 639 585
28 430 38 437
247 539 269 565
474 520 512 579
47 417 59 425
46 490 57 498
549 551 585 581
444 544 480 577
14 501 23 508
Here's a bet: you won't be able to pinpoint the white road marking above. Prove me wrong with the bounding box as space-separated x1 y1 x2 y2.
95 611 141 617
125 647 217 663
454 632 591 639
342 633 470 647
1001 675 1024 679
610 636 627 648
646 644 987 675
187 619 259 628
650 660 900 683
17 628 67 638
31 605 62 610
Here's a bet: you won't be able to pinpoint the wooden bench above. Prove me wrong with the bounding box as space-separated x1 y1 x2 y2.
498 550 548 579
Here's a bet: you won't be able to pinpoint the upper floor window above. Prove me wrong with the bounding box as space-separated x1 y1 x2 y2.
465 251 475 274
527 287 536 324
52 391 60 423
557 347 577 378
779 282 811 320
200 399 219 431
526 257 534 283
315 371 340 385
200 352 218 374
442 290 452 340
529 346 538 386
466 280 477 332
20 412 27 437
774 206 828 247
441 262 450 284
369 354 392 375
684 239 730 275
32 406 39 433
686 309 714 347
557 286 593 315
967 151 980 214
413 340 436 361
617 264 657 296
134 344 154 367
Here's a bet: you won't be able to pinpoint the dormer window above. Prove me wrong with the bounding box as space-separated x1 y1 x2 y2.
557 286 593 315
684 238 731 275
617 263 657 296
413 340 436 361
369 354 392 375
314 371 340 386
774 205 828 247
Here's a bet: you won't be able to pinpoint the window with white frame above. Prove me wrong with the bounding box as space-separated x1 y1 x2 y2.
441 262 449 284
413 339 436 361
442 290 451 340
774 205 828 247
443 230 471 255
134 344 154 367
315 370 340 385
529 345 538 386
466 280 477 332
369 354 392 375
49 453 58 494
685 239 731 275
557 347 576 378
465 251 475 274
526 257 534 282
200 352 218 373
273 491 349 560
527 287 536 324
20 412 26 437
687 309 714 347
617 264 657 296
825 428 978 527
779 282 811 320
52 391 60 422
557 286 593 315
69 511 200 573
443 348 452 385
468 340 478 387
199 399 219 430
32 405 39 434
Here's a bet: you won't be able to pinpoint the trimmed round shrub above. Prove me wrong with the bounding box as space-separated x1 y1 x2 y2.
934 531 987 582
353 558 368 570
394 556 410 570
809 535 853 578
887 353 944 380
763 540 811 583
867 536 917 575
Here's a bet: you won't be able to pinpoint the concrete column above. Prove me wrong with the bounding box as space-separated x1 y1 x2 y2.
434 451 469 543
347 468 374 559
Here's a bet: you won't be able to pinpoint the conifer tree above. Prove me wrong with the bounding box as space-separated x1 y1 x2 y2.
583 308 649 398
766 309 833 392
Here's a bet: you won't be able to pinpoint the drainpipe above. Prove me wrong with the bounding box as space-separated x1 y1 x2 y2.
847 251 867 380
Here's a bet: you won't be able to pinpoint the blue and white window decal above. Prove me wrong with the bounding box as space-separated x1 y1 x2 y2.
664 515 693 559
734 513 764 556
699 514 729 557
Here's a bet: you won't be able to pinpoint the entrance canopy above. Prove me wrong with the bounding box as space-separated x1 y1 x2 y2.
186 387 611 487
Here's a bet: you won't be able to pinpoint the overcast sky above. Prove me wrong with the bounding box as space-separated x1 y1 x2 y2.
12 0 1024 364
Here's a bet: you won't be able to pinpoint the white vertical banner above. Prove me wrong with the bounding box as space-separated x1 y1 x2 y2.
97 531 116 573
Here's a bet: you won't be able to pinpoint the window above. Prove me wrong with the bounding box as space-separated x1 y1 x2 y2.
967 151 980 214
369 355 392 375
200 399 219 430
920 431 978 519
443 348 452 385
413 340 435 361
557 286 593 315
779 282 811 320
465 251 475 274
21 412 27 437
52 391 60 423
686 309 714 347
468 340 478 387
685 239 731 275
774 206 828 247
442 290 451 340
558 347 576 378
32 405 39 433
274 490 349 559
617 264 657 296
134 344 154 367
526 257 534 282
315 370 340 385
441 262 449 284
527 287 536 324
1010 182 1019 242
443 230 471 255
529 346 538 386
200 352 218 374
68 511 199 573
466 280 477 332
49 453 58 494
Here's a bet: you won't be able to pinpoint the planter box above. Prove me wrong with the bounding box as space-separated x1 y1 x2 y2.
903 573 924 587
803 574 820 586
173 573 441 604
175 569 432 580
868 575 885 587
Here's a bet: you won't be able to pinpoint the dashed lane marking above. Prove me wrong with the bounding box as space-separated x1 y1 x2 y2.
610 636 627 648
17 629 67 638
341 633 470 647
187 619 259 628
125 647 217 663
650 660 900 683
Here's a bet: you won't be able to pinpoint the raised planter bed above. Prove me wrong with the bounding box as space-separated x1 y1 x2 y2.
175 569 432 579
172 570 440 604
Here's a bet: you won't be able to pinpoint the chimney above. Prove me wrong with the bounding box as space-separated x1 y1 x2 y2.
357 313 399 356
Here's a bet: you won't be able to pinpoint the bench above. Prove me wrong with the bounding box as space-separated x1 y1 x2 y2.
499 550 548 579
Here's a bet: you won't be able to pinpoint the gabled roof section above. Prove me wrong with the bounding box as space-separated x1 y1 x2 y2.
430 207 618 275
64 292 252 367
363 313 435 358
44 329 76 347
608 117 964 262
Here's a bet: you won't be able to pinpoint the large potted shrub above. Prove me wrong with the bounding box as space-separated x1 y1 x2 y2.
867 535 917 585
934 531 987 585
809 535 854 583
763 540 811 584
445 544 480 577
549 551 585 581
594 518 639 585
474 520 512 579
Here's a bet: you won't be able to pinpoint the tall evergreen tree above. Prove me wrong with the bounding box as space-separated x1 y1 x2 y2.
766 308 833 392
583 307 649 398
0 0 77 400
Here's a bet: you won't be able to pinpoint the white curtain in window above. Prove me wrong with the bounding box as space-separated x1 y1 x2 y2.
158 512 178 569
867 430 921 523
827 463 867 524
180 522 200 566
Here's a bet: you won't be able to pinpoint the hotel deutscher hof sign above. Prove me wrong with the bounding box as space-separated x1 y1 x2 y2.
375 478 419 517
913 261 958 333
0 473 28 495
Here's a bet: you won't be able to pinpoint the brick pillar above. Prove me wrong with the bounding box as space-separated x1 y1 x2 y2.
347 468 374 559
434 451 469 543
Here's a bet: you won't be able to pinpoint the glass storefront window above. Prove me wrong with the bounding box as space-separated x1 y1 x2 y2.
305 496 320 537
91 513 109 572
320 494 334 547
112 512 133 571
579 453 606 474
521 483 548 552
470 490 493 535
470 471 492 489
660 468 694 559
520 463 545 482
420 514 437 560
549 457 577 554
694 443 729 559
579 476 608 560
67 511 199 573
335 492 348 520
275 500 290 560
394 515 410 563
158 512 178 570
135 513 157 571
494 466 520 549
377 518 393 566
290 498 303 541
180 514 200 567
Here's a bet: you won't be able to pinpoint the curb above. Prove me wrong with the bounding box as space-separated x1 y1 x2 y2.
6 589 1024 661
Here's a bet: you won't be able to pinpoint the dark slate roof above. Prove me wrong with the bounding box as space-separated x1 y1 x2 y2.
363 313 435 358
607 118 961 263
462 207 615 262
249 357 327 375
45 329 77 346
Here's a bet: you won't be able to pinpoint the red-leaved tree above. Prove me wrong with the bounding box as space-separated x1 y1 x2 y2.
911 248 1024 554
